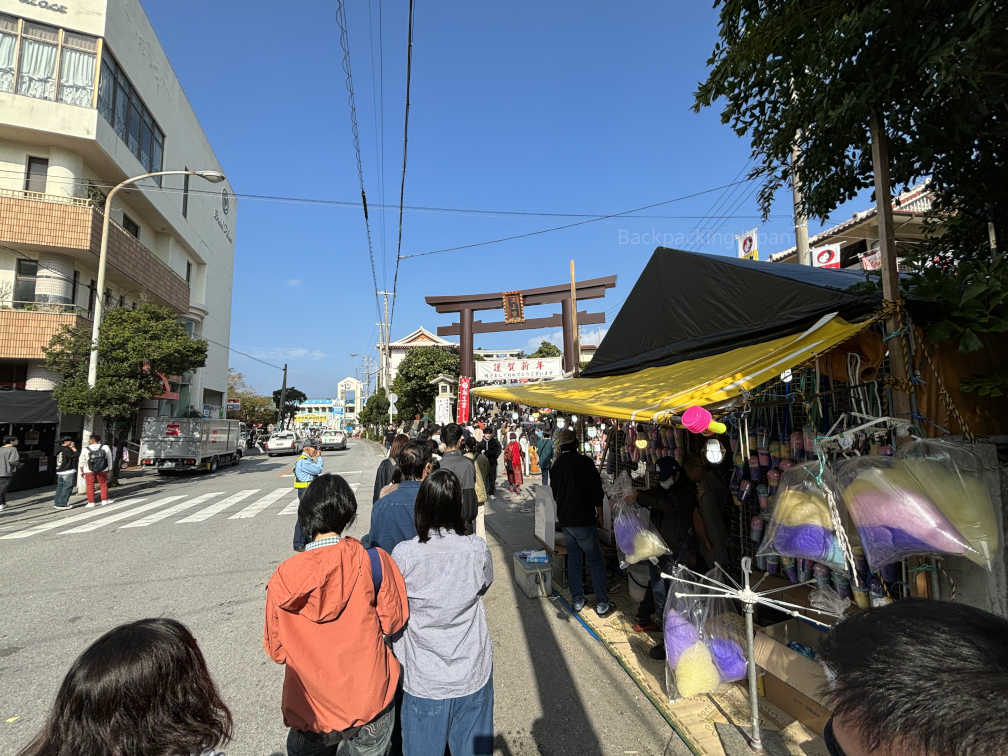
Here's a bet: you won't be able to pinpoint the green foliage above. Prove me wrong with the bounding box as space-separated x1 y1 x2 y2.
391 346 460 422
694 1 1008 239
359 387 391 429
529 340 562 358
272 387 307 427
228 391 277 426
43 304 207 422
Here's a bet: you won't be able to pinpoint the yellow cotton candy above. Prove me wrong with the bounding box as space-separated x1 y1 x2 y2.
632 530 669 562
674 642 722 697
903 459 999 569
774 490 833 529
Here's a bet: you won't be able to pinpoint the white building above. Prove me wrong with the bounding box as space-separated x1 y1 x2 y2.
293 398 345 430
337 376 363 426
382 327 457 388
0 0 235 431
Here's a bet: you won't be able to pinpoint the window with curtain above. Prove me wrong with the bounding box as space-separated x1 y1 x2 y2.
58 32 96 107
0 15 16 94
17 22 58 100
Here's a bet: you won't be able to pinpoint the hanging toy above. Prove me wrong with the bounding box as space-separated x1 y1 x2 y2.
781 556 799 583
769 439 782 468
682 406 727 436
757 483 770 512
767 467 781 497
789 431 804 462
748 453 761 482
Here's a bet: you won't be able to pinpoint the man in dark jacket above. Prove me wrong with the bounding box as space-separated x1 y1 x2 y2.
53 436 79 510
483 428 502 496
438 423 478 532
549 429 611 616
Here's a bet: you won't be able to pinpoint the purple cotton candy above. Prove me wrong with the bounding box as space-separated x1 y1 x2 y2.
664 609 700 667
708 637 747 682
614 512 641 556
772 524 844 566
856 525 970 571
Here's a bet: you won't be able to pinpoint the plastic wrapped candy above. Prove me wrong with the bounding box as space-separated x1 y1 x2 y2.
756 462 846 568
607 472 670 565
662 567 747 699
897 439 998 570
836 456 977 571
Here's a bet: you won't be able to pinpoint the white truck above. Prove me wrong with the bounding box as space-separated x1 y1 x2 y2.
139 418 243 474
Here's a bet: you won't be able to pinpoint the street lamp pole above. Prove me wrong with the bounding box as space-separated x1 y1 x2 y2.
81 169 227 449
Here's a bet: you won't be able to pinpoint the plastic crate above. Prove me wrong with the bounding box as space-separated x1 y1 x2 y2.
513 552 552 598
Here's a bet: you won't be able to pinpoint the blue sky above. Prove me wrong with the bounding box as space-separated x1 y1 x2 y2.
147 0 867 397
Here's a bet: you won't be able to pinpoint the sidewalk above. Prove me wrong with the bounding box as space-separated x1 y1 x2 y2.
484 474 828 756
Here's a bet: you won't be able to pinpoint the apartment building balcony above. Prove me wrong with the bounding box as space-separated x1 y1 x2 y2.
0 305 90 360
0 189 189 313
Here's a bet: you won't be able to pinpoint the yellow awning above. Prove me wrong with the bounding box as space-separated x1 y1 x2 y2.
473 314 872 423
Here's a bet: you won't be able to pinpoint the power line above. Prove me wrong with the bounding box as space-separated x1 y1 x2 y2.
399 177 760 259
389 0 415 334
0 169 783 219
206 338 285 371
335 0 383 327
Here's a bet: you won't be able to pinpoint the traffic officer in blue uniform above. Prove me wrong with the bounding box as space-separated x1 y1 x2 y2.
291 439 323 551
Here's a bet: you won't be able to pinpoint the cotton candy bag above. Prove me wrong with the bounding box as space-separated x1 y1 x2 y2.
756 462 846 568
608 472 670 565
897 439 998 570
836 455 977 571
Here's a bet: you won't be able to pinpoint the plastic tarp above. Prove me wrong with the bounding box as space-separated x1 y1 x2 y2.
581 248 882 377
0 390 58 423
472 314 871 422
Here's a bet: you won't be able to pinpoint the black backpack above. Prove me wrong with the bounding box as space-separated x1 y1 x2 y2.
88 447 108 472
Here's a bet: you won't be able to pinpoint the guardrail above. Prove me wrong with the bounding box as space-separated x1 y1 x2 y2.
0 187 95 207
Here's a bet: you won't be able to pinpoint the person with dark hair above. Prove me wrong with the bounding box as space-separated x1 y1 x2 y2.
439 423 478 534
818 599 1008 756
291 440 324 552
53 436 79 510
266 473 409 756
374 433 410 504
536 430 554 488
78 433 114 507
392 469 494 756
550 429 611 617
462 437 490 539
504 432 523 493
366 442 429 553
683 456 729 570
19 618 232 756
0 435 20 512
482 427 501 497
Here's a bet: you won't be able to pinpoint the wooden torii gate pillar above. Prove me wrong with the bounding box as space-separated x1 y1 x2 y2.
426 275 617 380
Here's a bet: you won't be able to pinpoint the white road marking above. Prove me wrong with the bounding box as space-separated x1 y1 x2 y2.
278 499 299 515
229 488 288 519
176 490 259 523
0 498 148 540
61 496 186 534
120 492 225 528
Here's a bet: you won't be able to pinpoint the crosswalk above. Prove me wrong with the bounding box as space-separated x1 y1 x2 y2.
1 483 342 540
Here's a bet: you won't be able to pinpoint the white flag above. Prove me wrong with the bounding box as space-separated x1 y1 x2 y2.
735 228 759 260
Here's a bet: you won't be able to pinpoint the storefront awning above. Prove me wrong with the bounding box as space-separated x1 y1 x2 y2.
473 314 872 423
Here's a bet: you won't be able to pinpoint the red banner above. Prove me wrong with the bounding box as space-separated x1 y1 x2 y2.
456 376 472 423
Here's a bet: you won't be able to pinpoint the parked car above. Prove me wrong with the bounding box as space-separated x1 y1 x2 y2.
319 430 347 451
266 431 304 457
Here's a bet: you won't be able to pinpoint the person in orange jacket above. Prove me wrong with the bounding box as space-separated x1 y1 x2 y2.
265 473 409 755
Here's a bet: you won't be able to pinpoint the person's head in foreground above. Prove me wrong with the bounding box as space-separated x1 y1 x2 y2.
20 618 231 756
299 473 356 542
414 468 466 543
819 598 1008 756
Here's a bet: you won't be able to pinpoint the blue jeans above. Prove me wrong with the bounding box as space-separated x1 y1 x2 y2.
287 704 394 756
649 555 675 621
401 675 494 756
563 526 609 604
541 468 549 488
54 474 75 508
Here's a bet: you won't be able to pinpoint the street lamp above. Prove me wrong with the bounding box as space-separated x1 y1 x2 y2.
81 169 228 449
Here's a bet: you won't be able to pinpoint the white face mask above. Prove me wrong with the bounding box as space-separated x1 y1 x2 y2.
660 476 676 490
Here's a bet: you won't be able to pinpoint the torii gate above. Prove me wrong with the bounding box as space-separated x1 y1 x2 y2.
425 275 617 380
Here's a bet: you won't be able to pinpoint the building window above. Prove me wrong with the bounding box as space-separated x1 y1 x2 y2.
58 31 96 106
0 15 17 94
87 279 96 318
24 156 48 193
14 259 37 307
185 261 192 285
122 213 139 239
182 168 190 218
17 22 58 100
71 269 79 305
97 47 164 180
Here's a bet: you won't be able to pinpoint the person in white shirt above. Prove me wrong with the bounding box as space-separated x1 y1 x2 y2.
78 434 114 507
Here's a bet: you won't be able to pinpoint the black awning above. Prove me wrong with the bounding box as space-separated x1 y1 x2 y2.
582 247 883 377
0 390 59 424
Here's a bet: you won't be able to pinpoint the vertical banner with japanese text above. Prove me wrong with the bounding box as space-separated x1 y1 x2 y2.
456 376 472 423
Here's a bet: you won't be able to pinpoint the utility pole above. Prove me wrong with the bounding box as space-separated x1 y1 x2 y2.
277 363 288 430
569 259 581 376
378 290 393 390
790 133 811 266
870 111 912 421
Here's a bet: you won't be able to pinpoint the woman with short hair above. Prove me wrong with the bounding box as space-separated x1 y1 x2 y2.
392 469 494 756
19 618 232 756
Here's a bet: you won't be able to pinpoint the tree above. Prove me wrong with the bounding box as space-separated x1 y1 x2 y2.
44 304 208 481
272 387 307 429
359 387 391 431
227 391 277 426
391 346 460 422
529 340 562 358
228 369 249 394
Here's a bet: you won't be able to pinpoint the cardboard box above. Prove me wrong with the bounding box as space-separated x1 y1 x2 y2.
753 619 831 735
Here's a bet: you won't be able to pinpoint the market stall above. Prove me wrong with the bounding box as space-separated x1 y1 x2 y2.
473 248 1006 754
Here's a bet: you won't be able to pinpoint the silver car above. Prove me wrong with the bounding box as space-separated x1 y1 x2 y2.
266 431 303 457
